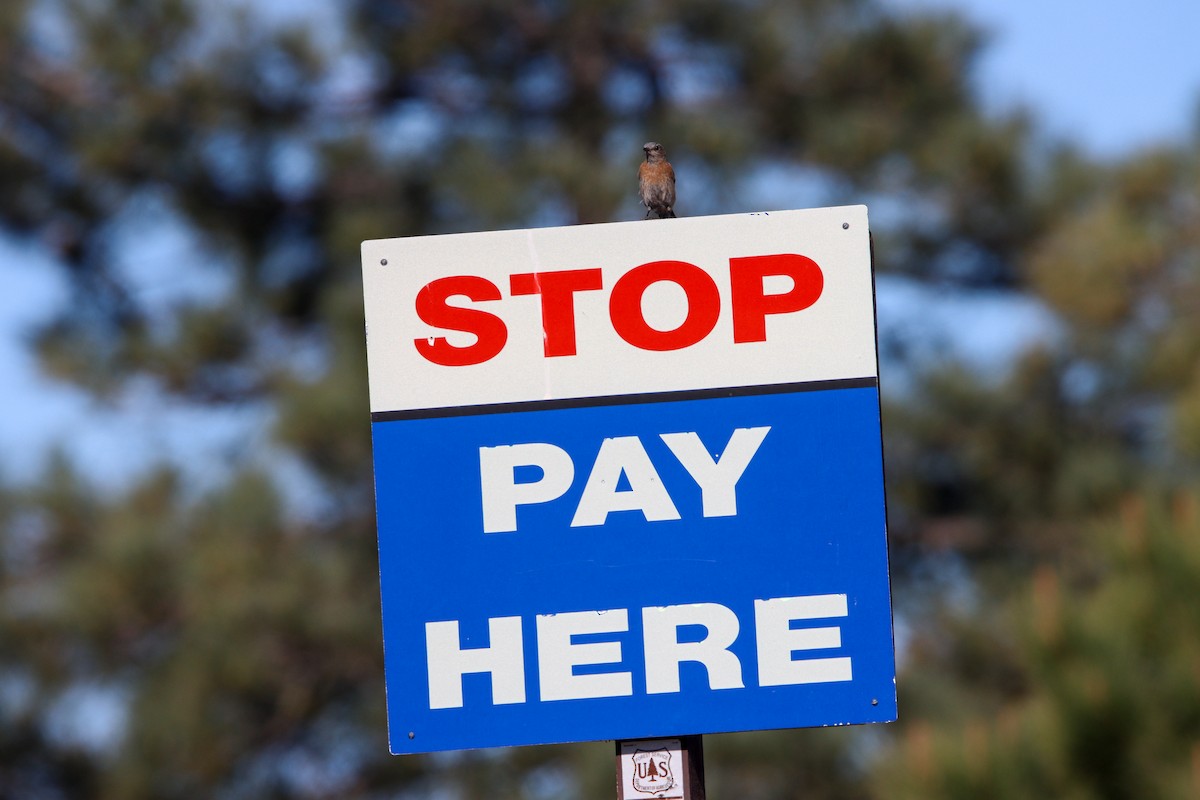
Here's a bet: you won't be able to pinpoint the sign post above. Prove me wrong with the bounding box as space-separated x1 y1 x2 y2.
360 206 896 770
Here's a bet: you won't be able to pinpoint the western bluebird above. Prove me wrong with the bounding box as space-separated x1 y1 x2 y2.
638 141 676 219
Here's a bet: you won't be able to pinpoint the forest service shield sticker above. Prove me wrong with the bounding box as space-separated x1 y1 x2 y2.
619 739 685 799
631 748 675 795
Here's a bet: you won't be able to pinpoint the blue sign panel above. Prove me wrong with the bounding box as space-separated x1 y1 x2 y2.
372 381 895 754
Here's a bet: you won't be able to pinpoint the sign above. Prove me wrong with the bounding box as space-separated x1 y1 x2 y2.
361 206 896 755
618 739 688 799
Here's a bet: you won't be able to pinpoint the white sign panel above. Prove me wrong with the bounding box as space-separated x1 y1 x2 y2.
362 206 876 414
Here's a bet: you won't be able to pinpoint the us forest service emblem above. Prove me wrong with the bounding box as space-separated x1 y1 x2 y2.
632 748 675 796
618 738 686 800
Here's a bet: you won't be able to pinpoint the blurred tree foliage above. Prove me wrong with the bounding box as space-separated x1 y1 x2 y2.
874 492 1200 799
0 0 1198 798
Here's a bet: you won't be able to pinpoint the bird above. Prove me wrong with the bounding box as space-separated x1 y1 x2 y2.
638 141 676 219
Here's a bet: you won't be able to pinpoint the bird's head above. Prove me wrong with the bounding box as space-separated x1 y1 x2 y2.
643 141 666 162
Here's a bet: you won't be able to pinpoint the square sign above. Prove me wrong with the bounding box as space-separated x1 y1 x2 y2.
361 205 896 755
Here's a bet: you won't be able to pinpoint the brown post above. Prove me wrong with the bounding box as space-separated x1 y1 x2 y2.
616 735 705 800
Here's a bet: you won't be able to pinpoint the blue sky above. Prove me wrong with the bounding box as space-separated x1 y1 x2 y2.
891 0 1200 155
3 0 1199 489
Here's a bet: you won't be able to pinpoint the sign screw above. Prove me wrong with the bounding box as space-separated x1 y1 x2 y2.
871 698 878 706
842 222 850 230
408 731 415 739
381 258 389 266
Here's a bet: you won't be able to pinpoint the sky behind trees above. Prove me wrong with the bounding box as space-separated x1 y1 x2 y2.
892 0 1200 155
5 0 1199 486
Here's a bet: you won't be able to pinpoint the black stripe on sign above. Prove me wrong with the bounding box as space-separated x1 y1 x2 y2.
370 376 879 423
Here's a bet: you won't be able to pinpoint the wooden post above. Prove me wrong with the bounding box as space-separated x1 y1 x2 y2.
616 735 705 800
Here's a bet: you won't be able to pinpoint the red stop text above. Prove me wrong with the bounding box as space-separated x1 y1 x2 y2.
414 254 823 366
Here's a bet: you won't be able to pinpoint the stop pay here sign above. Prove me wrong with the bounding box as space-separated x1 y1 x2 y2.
361 205 896 755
